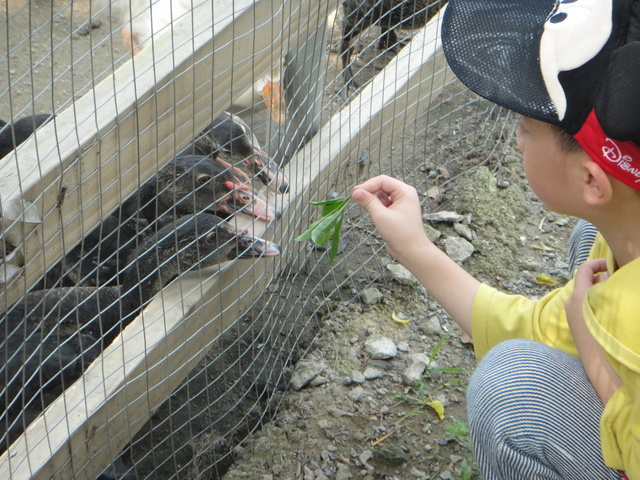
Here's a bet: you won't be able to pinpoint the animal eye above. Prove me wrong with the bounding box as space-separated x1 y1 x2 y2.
197 174 212 185
204 231 218 244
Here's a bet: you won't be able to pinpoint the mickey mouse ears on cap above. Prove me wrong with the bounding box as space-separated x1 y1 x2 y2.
441 0 640 140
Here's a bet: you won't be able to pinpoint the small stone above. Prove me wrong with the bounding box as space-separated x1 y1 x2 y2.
303 466 314 480
363 367 384 380
435 393 450 407
428 361 443 381
439 469 453 480
410 467 428 478
373 444 406 466
423 223 442 242
317 419 332 429
351 371 366 384
364 335 397 359
360 287 384 305
310 375 329 387
386 263 419 286
403 353 430 385
335 463 352 480
290 361 326 390
358 449 373 465
453 222 474 241
423 211 464 223
397 341 410 352
444 236 475 262
366 359 394 370
423 316 443 336
349 386 366 402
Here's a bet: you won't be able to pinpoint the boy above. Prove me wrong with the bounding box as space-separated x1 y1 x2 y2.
351 0 640 478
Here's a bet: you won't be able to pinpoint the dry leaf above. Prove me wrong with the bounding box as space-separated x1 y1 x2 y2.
426 400 445 420
535 274 558 286
391 311 410 324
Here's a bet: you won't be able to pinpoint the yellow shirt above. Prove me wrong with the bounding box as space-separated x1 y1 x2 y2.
471 235 639 479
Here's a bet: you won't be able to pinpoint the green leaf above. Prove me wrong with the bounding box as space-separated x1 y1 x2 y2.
328 214 344 264
310 205 346 244
295 196 352 265
307 196 351 207
295 216 328 242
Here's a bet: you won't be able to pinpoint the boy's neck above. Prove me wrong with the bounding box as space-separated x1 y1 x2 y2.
592 210 640 268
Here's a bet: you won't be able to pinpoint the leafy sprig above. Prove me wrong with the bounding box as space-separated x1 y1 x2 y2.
295 196 351 264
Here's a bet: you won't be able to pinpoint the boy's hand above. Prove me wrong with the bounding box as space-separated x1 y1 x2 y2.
565 258 609 328
565 258 621 403
353 175 480 338
352 175 431 262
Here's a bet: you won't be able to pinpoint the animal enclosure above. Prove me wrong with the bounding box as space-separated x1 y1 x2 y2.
0 0 520 478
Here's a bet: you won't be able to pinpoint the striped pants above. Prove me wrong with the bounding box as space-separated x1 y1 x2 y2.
567 219 599 272
467 339 622 479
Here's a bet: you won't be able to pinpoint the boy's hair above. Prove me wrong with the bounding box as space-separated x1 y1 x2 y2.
552 124 640 154
552 125 582 154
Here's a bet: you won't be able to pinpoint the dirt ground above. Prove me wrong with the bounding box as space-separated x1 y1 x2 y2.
1 2 578 479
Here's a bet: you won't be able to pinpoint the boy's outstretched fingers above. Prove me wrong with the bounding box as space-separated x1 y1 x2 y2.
351 175 429 263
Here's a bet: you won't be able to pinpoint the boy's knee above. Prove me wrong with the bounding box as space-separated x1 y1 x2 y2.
467 340 557 421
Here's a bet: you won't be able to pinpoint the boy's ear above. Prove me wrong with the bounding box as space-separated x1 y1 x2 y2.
583 161 613 205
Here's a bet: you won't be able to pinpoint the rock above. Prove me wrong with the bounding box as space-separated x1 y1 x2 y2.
348 386 365 402
439 469 454 480
435 392 450 407
351 371 365 384
397 341 410 352
423 211 465 223
444 236 474 262
335 464 352 480
360 287 383 305
364 335 397 359
358 449 373 465
428 361 443 381
310 375 329 387
410 467 428 478
386 263 419 286
366 359 394 370
290 361 327 391
373 444 406 466
423 223 441 242
453 222 475 241
403 353 430 385
363 367 384 380
303 466 314 480
423 316 443 336
317 419 332 429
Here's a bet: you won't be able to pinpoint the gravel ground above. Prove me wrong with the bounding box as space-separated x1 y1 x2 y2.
1 3 579 479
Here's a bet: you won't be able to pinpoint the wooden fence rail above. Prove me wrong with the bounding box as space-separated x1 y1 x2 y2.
0 1 450 477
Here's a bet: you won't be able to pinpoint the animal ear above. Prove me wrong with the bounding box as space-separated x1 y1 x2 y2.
594 41 640 143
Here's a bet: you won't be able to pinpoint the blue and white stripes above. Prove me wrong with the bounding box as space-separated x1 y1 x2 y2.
568 220 599 272
467 339 622 480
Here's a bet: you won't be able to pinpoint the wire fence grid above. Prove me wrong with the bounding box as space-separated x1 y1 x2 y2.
0 0 516 478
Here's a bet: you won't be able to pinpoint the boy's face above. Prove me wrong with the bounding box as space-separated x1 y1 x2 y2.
516 116 581 215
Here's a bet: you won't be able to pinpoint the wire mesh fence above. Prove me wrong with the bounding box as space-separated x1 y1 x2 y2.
0 0 520 478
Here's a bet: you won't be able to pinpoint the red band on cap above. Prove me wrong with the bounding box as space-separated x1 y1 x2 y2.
574 110 640 191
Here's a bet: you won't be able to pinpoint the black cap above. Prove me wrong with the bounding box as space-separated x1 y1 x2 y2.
441 0 640 140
